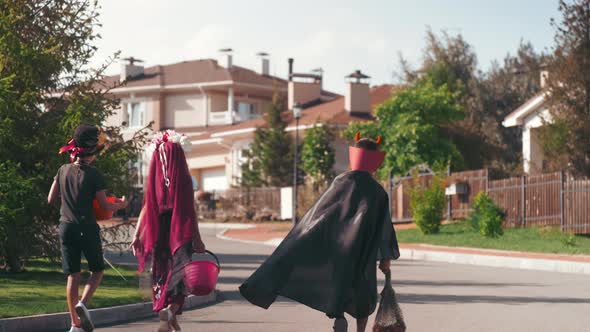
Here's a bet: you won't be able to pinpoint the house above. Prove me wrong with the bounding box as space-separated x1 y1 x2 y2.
502 71 552 174
104 52 399 192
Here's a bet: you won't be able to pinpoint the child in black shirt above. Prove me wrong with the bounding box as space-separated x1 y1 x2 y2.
48 125 127 332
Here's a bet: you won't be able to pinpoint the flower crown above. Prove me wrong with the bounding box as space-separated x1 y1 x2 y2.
146 130 192 156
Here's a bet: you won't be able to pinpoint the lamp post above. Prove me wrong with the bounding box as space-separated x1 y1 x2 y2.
292 103 302 224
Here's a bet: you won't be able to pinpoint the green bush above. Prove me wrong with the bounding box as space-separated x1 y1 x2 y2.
468 192 505 238
410 176 446 234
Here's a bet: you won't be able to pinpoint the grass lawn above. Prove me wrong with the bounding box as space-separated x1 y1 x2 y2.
396 221 590 255
0 259 147 318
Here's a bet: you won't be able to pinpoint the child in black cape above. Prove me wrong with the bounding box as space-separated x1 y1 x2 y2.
239 132 400 332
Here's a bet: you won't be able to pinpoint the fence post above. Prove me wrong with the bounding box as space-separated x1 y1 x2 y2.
388 171 393 219
560 170 565 231
447 167 451 221
485 168 489 193
521 175 527 227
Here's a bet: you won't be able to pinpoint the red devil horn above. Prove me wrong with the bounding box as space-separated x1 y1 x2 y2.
354 131 360 142
376 135 382 145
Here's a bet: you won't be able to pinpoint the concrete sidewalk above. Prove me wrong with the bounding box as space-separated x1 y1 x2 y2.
220 224 590 275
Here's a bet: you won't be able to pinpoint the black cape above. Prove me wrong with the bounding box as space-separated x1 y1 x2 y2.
239 171 400 319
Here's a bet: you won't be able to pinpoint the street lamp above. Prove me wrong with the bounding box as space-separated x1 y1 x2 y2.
292 103 302 224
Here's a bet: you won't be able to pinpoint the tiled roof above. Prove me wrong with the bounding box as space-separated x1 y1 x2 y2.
190 84 401 141
103 59 287 89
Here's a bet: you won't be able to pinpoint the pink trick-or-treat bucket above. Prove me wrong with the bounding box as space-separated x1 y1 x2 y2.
183 250 220 296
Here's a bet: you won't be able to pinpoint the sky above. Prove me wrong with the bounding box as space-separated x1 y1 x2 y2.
92 0 560 93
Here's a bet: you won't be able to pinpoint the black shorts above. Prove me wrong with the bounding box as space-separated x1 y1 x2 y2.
59 222 105 275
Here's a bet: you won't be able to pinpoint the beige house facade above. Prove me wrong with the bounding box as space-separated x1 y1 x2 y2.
104 53 398 193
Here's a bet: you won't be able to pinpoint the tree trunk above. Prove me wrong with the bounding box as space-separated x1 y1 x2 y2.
5 247 22 272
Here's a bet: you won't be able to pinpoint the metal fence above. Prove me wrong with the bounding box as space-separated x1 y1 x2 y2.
392 169 590 234
197 187 282 221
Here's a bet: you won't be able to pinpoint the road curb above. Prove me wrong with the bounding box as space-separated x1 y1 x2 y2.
400 247 590 275
217 231 590 275
0 292 217 332
198 223 256 230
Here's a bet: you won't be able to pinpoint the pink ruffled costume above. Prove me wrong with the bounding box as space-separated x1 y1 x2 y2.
135 140 198 313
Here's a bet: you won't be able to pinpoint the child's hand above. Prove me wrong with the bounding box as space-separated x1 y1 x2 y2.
117 196 128 210
379 259 391 274
130 237 141 257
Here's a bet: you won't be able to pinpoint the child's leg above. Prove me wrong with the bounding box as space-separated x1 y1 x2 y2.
66 273 81 327
59 222 83 327
332 315 348 332
80 270 104 304
356 317 368 332
80 223 106 305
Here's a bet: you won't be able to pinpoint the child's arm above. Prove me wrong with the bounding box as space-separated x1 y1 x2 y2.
95 190 127 212
130 206 145 257
378 197 401 273
47 179 60 207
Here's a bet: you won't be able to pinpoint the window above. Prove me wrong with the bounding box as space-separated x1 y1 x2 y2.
235 102 256 121
131 155 146 187
127 102 145 127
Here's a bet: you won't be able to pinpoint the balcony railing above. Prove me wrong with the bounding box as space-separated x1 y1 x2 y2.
208 110 260 125
209 111 232 125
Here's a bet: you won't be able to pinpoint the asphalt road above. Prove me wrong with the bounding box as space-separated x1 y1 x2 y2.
101 228 590 332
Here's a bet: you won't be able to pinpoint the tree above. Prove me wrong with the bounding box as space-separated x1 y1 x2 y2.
540 0 590 176
240 93 293 187
479 42 546 173
399 30 544 174
344 77 463 179
0 0 147 271
301 123 335 192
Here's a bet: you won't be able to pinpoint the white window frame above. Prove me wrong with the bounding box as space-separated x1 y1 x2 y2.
121 97 150 129
128 102 145 128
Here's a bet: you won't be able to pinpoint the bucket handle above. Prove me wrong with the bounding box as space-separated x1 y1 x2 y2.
202 250 220 270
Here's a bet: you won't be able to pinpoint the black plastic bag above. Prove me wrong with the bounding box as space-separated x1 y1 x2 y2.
372 271 406 332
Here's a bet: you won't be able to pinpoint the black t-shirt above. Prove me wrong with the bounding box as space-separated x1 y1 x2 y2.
54 163 106 224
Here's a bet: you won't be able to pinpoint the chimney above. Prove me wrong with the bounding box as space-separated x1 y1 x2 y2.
287 58 322 110
540 70 549 89
219 48 233 69
257 52 270 76
345 70 371 115
120 57 144 81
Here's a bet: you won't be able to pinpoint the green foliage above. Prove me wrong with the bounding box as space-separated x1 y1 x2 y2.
0 1 147 271
0 259 143 318
468 192 505 238
400 30 545 174
395 221 590 255
240 94 293 187
538 0 590 176
561 233 577 248
410 175 446 234
343 78 463 179
301 123 335 190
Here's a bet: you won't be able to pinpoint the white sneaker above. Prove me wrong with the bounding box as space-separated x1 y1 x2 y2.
74 301 94 332
68 326 86 332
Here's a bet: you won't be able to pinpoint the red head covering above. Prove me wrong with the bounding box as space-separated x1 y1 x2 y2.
349 146 385 173
135 141 195 272
59 125 105 162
